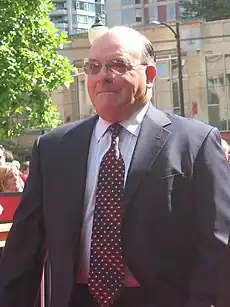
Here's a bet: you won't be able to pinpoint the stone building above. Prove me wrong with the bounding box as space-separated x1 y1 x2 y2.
16 18 230 150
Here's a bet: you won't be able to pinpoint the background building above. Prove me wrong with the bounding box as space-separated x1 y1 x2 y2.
50 0 105 34
106 0 180 28
14 19 230 148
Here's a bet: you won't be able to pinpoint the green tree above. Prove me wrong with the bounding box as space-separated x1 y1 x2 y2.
0 0 75 139
180 0 230 21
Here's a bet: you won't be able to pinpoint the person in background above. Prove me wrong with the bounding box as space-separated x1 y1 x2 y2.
5 150 14 163
221 138 230 162
0 163 24 193
0 26 230 307
0 145 6 166
20 161 30 183
12 160 20 171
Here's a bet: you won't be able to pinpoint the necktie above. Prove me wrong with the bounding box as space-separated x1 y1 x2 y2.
88 123 125 307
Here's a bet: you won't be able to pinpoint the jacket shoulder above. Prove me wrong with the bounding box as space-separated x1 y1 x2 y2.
38 116 97 143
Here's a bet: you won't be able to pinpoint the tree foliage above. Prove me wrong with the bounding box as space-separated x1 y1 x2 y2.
0 0 75 139
180 0 230 21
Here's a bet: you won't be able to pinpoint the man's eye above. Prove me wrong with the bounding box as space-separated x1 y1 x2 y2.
90 63 100 68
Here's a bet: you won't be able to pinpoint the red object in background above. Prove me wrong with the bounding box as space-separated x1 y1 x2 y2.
221 131 230 143
192 102 198 115
20 173 28 183
0 193 21 221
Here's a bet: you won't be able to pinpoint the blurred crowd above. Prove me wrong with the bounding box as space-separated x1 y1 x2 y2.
221 138 230 162
0 145 29 193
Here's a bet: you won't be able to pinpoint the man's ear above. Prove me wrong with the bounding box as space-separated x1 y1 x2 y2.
146 64 157 88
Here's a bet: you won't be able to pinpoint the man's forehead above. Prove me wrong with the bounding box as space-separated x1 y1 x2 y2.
89 33 143 60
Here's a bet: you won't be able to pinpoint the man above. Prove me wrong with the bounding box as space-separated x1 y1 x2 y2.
0 26 230 307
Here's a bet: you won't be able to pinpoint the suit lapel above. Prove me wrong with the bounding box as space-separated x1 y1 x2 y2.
123 105 172 208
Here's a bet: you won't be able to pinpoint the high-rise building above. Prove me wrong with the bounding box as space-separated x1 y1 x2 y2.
50 0 106 35
106 0 180 28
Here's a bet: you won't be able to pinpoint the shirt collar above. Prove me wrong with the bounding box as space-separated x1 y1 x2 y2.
95 102 150 142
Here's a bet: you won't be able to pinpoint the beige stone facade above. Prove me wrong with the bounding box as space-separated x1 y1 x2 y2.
17 19 230 149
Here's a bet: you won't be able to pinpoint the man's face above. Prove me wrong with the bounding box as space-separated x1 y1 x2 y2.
0 149 6 166
86 32 156 122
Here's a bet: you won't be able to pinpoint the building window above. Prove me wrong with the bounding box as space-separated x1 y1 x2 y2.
73 1 79 9
77 14 88 24
122 8 135 24
157 62 169 78
135 0 141 4
121 0 136 5
51 16 68 23
79 1 88 10
158 5 166 22
55 2 66 9
88 3 95 12
96 3 104 15
205 54 230 130
135 8 142 22
167 4 176 21
148 6 158 22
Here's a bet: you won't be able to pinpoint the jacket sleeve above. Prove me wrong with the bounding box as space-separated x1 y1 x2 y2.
186 128 230 307
0 137 45 307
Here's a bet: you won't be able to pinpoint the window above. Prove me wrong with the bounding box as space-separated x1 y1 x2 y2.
122 8 135 24
96 3 104 15
135 8 142 22
79 1 87 10
121 0 135 5
157 62 169 78
135 0 141 4
148 6 158 22
73 1 79 9
55 2 66 9
88 3 95 12
167 4 175 21
77 15 88 24
208 105 221 128
51 16 68 23
158 5 166 22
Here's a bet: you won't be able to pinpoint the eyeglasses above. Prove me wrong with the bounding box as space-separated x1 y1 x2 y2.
83 59 146 75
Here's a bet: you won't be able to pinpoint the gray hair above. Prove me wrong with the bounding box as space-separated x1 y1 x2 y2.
104 26 156 64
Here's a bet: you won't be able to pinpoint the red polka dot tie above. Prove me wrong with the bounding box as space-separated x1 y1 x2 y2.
88 123 125 307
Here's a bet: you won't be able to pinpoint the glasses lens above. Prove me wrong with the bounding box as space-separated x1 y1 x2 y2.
109 60 128 74
84 62 102 75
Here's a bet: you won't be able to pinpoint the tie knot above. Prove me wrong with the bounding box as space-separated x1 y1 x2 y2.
108 123 122 138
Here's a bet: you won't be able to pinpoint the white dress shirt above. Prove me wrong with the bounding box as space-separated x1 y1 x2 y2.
77 102 150 286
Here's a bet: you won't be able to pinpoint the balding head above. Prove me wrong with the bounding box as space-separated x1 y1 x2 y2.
90 26 156 65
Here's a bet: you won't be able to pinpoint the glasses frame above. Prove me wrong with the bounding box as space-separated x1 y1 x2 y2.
83 59 147 75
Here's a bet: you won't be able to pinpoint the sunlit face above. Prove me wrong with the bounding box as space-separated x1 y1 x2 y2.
4 168 22 192
86 31 156 122
0 149 6 166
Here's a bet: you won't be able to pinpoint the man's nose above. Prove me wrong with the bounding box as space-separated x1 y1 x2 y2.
96 64 114 83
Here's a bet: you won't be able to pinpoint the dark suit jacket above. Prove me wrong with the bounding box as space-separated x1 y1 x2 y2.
0 105 230 307
216 236 230 307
